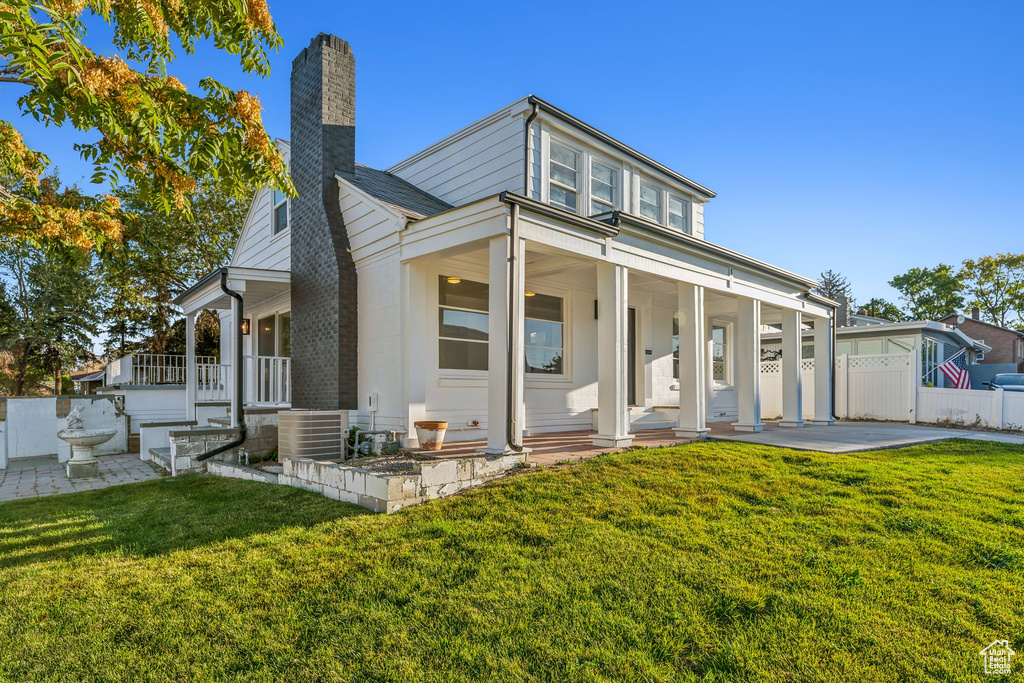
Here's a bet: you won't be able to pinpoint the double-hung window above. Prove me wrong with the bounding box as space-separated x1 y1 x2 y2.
439 277 489 371
525 293 564 374
639 181 662 222
549 141 580 213
668 193 688 233
272 187 289 234
590 158 617 216
712 324 728 383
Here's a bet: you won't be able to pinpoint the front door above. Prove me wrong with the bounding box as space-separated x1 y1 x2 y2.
628 307 637 406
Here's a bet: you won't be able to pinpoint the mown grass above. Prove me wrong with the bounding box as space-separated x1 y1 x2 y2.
0 440 1022 681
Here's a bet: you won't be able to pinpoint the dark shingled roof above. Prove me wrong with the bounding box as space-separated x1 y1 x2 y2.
343 164 452 220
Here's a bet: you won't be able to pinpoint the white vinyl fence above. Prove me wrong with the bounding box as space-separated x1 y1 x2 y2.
761 350 1023 430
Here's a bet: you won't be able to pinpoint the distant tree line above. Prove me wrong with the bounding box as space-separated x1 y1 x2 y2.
814 253 1024 328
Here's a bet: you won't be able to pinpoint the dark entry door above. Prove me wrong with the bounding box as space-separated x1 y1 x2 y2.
627 307 637 406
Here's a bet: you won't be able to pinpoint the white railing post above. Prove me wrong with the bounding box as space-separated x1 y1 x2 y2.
908 347 920 424
993 387 1005 429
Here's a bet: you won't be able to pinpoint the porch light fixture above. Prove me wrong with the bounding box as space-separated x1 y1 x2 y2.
445 276 462 284
240 318 251 335
524 290 536 297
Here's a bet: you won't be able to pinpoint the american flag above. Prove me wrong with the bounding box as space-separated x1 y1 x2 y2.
938 349 971 389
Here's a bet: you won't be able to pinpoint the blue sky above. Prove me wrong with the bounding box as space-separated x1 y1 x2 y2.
4 0 1022 305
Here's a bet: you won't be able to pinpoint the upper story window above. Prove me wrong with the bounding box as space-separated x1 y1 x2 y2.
668 194 689 234
976 340 985 362
272 187 289 234
549 141 580 213
590 158 617 216
639 181 662 222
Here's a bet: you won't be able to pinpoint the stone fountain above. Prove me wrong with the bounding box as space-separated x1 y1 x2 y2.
57 405 116 478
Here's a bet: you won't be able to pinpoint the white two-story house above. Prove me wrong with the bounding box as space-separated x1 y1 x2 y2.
171 33 837 458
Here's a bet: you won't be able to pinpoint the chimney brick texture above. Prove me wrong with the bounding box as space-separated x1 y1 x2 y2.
289 34 358 410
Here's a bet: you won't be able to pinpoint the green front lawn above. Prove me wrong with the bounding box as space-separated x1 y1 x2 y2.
1 441 1022 681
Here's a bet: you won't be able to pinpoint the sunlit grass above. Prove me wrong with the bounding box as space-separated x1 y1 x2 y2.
0 440 1021 681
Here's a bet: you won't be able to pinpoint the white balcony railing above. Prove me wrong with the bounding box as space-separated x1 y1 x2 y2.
196 362 231 402
107 353 217 385
245 355 291 405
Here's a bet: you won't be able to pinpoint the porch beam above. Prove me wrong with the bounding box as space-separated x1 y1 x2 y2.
481 234 526 454
780 308 804 427
185 312 197 421
809 315 835 425
674 282 708 438
733 296 764 432
593 262 633 448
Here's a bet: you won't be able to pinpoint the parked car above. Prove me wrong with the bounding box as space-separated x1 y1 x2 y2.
983 374 1024 391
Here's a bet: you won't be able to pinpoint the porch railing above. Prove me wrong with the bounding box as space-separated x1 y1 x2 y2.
244 355 291 405
196 363 231 402
107 353 217 385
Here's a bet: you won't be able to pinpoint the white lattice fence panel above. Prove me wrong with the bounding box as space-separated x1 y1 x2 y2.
760 360 815 420
838 353 913 421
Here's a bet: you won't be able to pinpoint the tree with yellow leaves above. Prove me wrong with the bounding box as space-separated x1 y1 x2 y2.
0 0 291 250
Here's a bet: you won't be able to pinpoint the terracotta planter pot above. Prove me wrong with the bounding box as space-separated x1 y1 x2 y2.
414 421 448 451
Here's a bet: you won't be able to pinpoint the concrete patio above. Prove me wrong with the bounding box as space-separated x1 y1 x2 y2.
0 453 164 502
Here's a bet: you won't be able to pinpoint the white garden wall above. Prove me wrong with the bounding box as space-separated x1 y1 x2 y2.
0 396 129 469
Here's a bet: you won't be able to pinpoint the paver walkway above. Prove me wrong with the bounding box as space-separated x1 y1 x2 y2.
0 453 163 502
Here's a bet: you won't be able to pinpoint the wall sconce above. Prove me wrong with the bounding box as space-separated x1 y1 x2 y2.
241 318 251 335
445 276 462 284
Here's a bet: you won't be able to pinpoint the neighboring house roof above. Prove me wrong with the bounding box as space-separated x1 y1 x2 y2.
939 314 1024 337
344 164 452 220
71 370 105 382
761 319 991 352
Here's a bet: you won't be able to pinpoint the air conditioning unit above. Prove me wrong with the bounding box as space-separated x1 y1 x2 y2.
278 409 349 461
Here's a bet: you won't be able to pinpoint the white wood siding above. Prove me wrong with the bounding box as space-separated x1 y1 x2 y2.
231 143 291 271
388 106 526 207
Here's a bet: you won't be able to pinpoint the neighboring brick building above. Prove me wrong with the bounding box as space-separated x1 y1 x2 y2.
940 309 1024 370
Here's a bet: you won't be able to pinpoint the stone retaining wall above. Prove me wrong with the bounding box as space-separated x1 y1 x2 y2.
278 452 526 513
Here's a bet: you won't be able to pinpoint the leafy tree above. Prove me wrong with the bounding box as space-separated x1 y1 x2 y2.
815 269 853 302
860 297 903 322
0 0 290 250
0 235 100 394
99 178 248 356
889 264 964 321
959 253 1024 328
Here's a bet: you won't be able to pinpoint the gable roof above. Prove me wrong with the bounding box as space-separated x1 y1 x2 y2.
343 164 452 220
939 314 1024 337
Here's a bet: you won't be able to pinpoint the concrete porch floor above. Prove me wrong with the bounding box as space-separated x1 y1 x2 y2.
416 420 1024 466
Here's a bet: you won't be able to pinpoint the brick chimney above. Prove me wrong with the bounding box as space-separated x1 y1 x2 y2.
289 34 358 410
971 306 980 321
835 293 851 328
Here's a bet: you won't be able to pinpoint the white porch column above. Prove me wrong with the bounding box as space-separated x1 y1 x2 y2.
675 282 708 438
780 308 804 427
482 234 526 454
230 293 242 428
733 296 764 432
809 315 835 425
185 311 197 421
593 262 633 447
401 260 428 449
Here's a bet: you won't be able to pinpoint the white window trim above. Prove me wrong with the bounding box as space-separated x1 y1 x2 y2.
667 192 691 235
588 154 620 217
271 187 290 236
524 288 572 384
711 321 733 388
638 178 664 224
547 138 582 214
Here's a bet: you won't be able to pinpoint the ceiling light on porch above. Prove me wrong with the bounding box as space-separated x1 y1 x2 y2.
445 276 462 284
524 290 536 297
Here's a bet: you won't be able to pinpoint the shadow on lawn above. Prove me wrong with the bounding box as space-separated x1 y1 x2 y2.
0 475 365 568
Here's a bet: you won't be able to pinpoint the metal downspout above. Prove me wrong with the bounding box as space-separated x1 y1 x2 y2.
831 307 839 422
197 271 247 461
505 102 540 453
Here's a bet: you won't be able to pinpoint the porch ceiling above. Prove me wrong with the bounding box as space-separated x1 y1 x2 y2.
176 267 290 314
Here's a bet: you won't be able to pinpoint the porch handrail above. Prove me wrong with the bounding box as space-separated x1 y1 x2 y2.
196 362 231 402
106 353 218 385
244 355 291 405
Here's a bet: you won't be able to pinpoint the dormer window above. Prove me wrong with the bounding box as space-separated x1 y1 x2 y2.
549 141 580 213
590 158 617 216
639 181 661 222
668 193 689 233
272 187 289 234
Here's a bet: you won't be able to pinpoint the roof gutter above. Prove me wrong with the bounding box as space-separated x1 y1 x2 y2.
527 95 717 199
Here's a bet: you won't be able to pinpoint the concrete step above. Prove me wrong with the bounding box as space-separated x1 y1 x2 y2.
149 447 172 471
207 416 231 427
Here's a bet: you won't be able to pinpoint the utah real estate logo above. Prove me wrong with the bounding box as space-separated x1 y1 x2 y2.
981 640 1015 675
